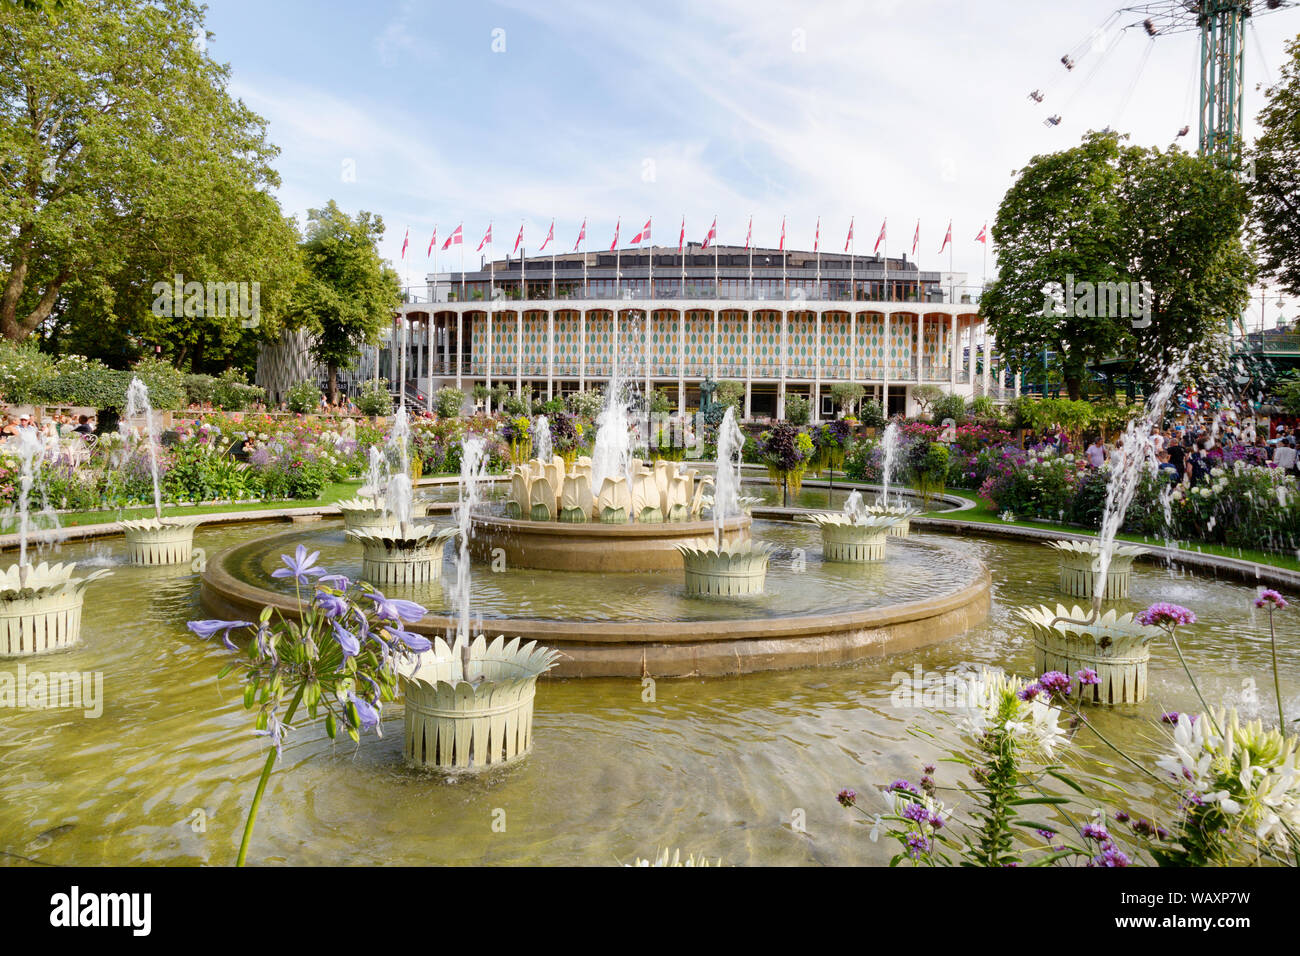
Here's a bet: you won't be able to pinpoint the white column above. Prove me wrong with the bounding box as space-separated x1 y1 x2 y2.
950 313 958 388
579 310 586 391
425 316 433 413
982 328 992 395
712 309 719 378
883 310 890 412
849 310 856 382
485 310 494 413
547 309 555 400
778 306 788 419
516 309 523 395
644 309 652 400
915 315 922 383
677 309 686 411
455 311 463 390
613 308 620 389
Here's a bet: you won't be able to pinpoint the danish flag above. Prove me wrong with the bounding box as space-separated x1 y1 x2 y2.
701 216 717 249
610 218 620 251
814 217 820 253
512 222 524 255
912 220 919 257
400 228 409 259
779 216 786 252
427 227 437 258
631 218 651 244
477 224 492 252
844 217 854 253
938 220 952 254
873 219 886 254
678 216 685 254
745 216 752 250
539 219 554 251
573 218 586 252
975 223 988 244
442 223 462 251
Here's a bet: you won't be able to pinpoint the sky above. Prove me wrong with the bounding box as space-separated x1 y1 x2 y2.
202 0 1300 324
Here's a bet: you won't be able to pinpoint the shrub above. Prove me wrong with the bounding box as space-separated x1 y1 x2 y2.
931 393 967 426
183 374 217 406
285 380 322 414
501 385 533 417
714 380 745 410
212 369 265 411
966 395 997 420
434 387 466 418
354 381 394 417
856 400 887 429
784 394 811 425
829 382 865 416
565 388 604 420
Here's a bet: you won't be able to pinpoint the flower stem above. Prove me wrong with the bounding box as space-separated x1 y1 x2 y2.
235 680 307 867
1167 626 1219 737
1269 610 1286 732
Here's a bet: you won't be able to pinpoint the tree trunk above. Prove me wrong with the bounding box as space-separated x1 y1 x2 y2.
328 364 339 406
1066 377 1081 401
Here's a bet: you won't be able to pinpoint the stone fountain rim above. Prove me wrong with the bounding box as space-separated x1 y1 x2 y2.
469 510 751 538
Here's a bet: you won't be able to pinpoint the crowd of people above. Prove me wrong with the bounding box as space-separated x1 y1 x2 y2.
0 409 95 444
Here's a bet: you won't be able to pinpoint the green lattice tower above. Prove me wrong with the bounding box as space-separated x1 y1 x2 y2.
1198 0 1251 156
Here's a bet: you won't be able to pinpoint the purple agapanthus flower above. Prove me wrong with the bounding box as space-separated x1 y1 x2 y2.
366 591 426 624
349 692 380 731
332 621 360 658
387 627 432 653
1255 589 1288 610
271 544 324 584
1136 602 1196 628
187 619 253 650
255 714 288 760
314 591 349 619
319 574 351 591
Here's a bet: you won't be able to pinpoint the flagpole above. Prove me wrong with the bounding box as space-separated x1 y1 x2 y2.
747 214 753 298
680 215 686 295
582 219 588 297
648 220 654 299
882 224 889 415
460 228 465 303
782 216 787 300
713 214 719 298
815 217 821 298
849 217 855 303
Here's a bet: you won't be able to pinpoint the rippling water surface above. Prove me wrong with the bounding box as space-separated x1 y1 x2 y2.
0 518 1296 866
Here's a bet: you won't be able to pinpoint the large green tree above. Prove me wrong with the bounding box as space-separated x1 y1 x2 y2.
0 0 299 366
981 132 1252 398
1251 33 1300 296
288 202 399 405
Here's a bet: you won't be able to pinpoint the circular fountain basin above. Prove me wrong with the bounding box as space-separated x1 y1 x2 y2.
200 520 990 678
468 512 752 572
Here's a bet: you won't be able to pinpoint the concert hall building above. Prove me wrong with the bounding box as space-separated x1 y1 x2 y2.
385 243 1014 420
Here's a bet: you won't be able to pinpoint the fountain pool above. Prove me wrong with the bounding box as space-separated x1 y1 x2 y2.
1 519 1296 865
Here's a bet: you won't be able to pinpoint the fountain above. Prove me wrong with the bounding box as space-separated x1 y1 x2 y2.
471 387 747 572
1 429 110 656
118 377 201 565
401 437 560 770
335 448 391 532
679 408 772 596
346 406 455 586
1020 604 1156 704
1045 540 1148 600
862 421 918 535
533 415 552 465
802 490 904 563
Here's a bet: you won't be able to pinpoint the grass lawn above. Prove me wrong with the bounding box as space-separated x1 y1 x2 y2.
56 480 365 528
922 486 1300 574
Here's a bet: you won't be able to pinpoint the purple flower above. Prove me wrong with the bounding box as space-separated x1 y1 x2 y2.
349 692 380 731
1136 602 1196 628
905 832 931 859
1081 823 1110 842
889 779 919 795
1255 589 1288 610
319 573 351 590
255 714 288 760
1076 668 1099 686
1037 671 1072 696
902 803 931 824
332 621 360 658
1018 683 1042 701
314 591 349 619
387 627 432 653
1088 844 1131 867
187 619 253 650
1114 810 1130 823
271 544 324 584
836 788 857 808
366 591 426 624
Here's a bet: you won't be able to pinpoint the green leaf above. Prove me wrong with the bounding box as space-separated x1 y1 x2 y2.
1008 796 1072 806
1045 769 1086 794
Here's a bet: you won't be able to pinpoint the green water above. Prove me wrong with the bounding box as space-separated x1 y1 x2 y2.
0 521 1296 866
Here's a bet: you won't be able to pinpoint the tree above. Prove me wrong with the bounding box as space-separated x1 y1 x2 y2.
714 379 745 410
911 384 943 415
0 0 299 360
981 131 1252 399
1251 34 1300 296
829 382 864 417
287 202 399 405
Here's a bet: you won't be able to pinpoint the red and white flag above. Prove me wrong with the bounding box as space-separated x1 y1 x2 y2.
573 218 586 252
442 223 463 251
477 224 492 252
844 217 854 253
975 223 988 244
779 216 786 252
427 226 437 258
609 218 620 251
745 216 752 250
678 216 685 254
701 216 717 249
938 220 952 254
401 227 409 259
539 219 554 251
512 222 524 255
912 220 919 258
631 218 651 244
814 217 820 253
873 219 886 254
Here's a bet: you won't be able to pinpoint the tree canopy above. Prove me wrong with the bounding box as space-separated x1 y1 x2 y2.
980 131 1252 399
1251 34 1300 297
0 0 300 369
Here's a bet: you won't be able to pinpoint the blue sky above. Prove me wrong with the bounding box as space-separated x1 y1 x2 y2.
203 0 1300 315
